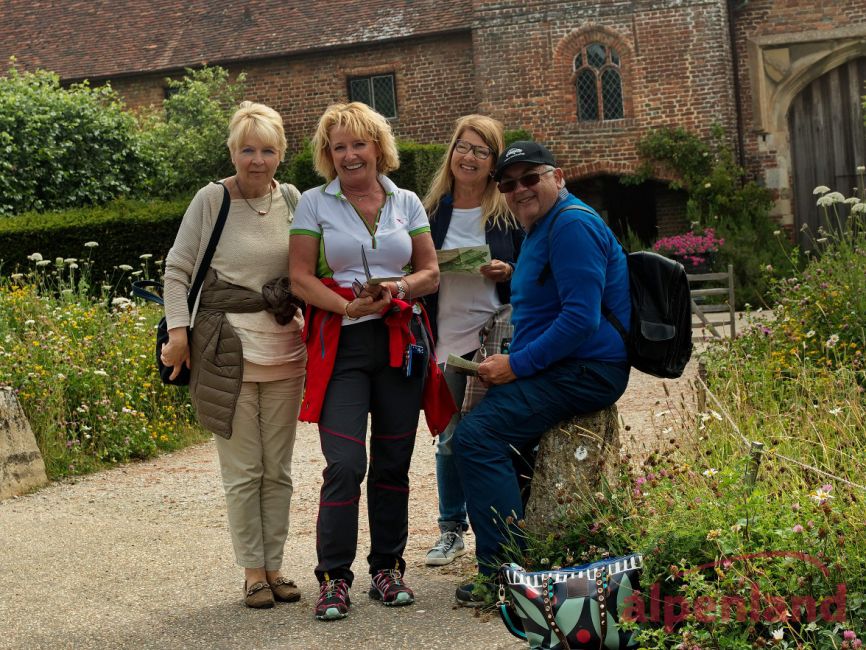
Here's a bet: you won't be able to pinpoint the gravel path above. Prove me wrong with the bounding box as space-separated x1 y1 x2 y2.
0 357 700 649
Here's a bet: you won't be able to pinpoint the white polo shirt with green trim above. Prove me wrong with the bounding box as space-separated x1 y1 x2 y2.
291 175 431 291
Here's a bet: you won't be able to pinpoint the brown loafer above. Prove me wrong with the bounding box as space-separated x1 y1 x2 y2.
244 581 275 609
269 576 301 603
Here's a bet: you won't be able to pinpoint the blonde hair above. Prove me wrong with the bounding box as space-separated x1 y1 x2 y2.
226 101 287 160
312 102 400 181
423 114 513 229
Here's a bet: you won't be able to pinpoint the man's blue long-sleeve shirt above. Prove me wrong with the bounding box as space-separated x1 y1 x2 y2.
508 190 631 378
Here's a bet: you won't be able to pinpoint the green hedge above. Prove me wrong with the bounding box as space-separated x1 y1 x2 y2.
0 198 189 279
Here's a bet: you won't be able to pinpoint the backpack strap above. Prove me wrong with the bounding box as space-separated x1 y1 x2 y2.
535 205 597 286
536 203 630 346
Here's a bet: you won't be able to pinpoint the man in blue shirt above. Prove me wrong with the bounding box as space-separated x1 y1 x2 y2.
452 141 631 604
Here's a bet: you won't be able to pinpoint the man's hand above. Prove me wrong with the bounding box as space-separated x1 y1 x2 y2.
477 354 516 386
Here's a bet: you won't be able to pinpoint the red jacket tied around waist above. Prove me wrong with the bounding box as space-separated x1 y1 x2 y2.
299 278 456 435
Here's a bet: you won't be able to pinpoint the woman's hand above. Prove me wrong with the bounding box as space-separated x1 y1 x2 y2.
477 353 516 386
160 327 190 381
345 290 392 319
480 259 513 283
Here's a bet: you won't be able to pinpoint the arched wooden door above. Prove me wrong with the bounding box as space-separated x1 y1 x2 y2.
788 57 866 247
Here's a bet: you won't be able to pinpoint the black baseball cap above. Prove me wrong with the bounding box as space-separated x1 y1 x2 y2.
493 140 557 181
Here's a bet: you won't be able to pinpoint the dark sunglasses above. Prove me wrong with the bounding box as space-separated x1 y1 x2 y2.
497 168 555 194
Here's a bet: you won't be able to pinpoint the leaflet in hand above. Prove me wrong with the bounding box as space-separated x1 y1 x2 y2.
445 354 480 376
436 245 491 275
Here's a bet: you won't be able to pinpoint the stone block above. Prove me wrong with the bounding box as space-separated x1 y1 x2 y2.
524 405 620 538
0 389 48 500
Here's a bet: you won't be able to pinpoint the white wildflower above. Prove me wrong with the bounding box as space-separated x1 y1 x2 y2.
84 241 99 248
24 319 35 327
60 289 73 295
93 370 109 377
118 264 134 272
55 257 64 265
702 468 718 478
852 202 866 215
828 407 843 416
844 197 860 205
805 330 815 338
772 629 784 641
35 260 51 267
131 270 143 276
704 182 711 189
139 253 153 260
68 263 78 270
10 273 23 281
826 334 840 348
773 230 781 236
56 373 66 380
812 185 831 195
857 165 866 174
710 410 723 421
63 258 77 264
27 252 43 261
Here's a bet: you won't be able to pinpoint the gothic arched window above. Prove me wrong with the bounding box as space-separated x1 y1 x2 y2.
574 43 623 121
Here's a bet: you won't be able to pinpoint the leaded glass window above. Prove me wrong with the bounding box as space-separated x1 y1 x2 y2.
573 43 624 121
348 74 397 119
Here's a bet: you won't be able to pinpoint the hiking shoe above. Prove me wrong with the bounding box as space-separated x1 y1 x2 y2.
315 578 350 621
455 581 489 608
425 530 466 566
368 569 415 606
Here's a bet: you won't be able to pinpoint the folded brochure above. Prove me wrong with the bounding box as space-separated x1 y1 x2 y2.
436 245 491 274
446 354 480 376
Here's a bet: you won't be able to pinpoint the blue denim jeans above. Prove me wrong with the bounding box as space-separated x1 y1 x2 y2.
453 359 629 576
435 360 470 532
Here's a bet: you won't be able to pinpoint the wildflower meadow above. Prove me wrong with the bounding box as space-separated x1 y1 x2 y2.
0 246 205 478
511 185 866 648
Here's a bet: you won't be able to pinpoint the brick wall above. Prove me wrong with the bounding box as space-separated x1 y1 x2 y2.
112 33 476 154
472 0 737 175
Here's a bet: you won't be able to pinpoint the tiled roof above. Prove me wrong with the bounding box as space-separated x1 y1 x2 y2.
1 0 472 80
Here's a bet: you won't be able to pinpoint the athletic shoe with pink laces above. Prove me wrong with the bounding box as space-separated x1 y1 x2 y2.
368 568 415 606
315 577 350 621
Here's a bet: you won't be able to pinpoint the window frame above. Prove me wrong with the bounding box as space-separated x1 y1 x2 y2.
347 73 398 119
573 43 624 122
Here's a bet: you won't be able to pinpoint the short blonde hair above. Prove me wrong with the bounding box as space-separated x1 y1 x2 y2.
227 101 287 160
312 102 400 181
423 114 513 228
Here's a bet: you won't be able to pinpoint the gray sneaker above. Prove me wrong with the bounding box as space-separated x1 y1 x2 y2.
425 530 466 566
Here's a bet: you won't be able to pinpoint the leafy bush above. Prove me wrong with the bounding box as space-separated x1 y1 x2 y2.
627 125 792 307
0 62 152 216
138 66 246 198
0 267 205 478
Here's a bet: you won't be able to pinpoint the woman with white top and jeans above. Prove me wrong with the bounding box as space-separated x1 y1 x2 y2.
421 115 524 567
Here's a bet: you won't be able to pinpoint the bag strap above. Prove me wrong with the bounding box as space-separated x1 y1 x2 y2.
279 182 300 215
186 181 230 312
131 280 165 305
535 203 629 347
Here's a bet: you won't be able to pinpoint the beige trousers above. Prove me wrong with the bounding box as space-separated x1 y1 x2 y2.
214 376 304 570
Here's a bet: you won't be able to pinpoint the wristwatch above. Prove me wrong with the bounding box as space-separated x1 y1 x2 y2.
394 279 407 300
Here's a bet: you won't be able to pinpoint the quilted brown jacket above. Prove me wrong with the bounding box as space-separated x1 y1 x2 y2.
189 270 303 438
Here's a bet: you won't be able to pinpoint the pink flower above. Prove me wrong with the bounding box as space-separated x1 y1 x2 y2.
843 631 856 641
792 524 804 533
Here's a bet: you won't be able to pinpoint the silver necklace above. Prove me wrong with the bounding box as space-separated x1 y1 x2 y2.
236 178 273 215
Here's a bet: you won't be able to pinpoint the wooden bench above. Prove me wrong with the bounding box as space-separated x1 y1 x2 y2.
689 263 736 339
524 405 620 537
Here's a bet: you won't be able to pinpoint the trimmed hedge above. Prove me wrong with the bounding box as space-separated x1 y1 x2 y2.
0 198 189 280
0 140 450 277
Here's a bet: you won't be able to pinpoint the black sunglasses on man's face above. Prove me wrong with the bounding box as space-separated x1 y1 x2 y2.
497 168 555 194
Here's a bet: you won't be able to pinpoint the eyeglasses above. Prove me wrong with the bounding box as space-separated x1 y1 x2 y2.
454 139 493 160
497 168 555 194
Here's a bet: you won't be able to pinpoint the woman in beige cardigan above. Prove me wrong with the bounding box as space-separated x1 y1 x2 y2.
162 102 306 609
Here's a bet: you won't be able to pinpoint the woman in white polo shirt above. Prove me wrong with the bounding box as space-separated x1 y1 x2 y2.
289 102 439 621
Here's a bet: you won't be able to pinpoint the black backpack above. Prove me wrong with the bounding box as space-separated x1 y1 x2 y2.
539 206 693 379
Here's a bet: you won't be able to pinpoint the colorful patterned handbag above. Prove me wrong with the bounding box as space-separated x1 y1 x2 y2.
497 553 643 650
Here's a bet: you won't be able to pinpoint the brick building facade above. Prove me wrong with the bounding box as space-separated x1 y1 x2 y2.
2 0 865 239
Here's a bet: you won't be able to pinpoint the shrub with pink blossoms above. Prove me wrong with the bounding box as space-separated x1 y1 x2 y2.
653 228 725 268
